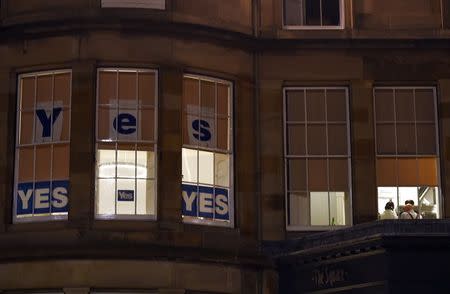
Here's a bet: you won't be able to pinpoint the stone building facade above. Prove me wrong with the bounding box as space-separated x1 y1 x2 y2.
0 0 449 293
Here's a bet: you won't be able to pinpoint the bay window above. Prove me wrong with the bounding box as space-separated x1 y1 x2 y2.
95 68 157 219
181 75 233 227
374 87 440 219
14 70 71 222
284 87 351 230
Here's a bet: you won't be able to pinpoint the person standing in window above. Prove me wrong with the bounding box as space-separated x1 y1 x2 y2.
400 200 421 219
380 201 398 220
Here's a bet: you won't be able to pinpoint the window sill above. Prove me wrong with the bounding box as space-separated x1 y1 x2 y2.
286 225 351 232
283 25 345 30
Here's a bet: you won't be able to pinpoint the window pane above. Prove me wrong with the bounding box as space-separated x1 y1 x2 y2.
215 153 229 187
417 123 436 154
116 178 136 214
18 147 34 182
308 159 327 191
137 179 155 215
377 187 398 215
20 111 34 145
284 0 304 25
36 75 52 104
310 192 329 225
288 159 307 191
21 77 35 110
287 124 305 155
200 80 215 117
397 158 418 186
117 108 138 141
58 109 70 142
395 89 414 121
418 158 437 186
198 150 214 185
326 89 346 122
118 72 136 105
182 148 198 183
140 107 155 141
97 178 116 215
398 187 418 208
52 144 69 180
217 83 229 117
419 186 439 219
305 0 321 25
138 72 156 107
396 123 416 154
376 123 396 154
307 124 326 155
306 89 325 121
117 146 136 178
35 146 51 181
183 78 199 113
286 90 305 121
329 191 346 225
322 0 341 26
99 71 117 105
327 124 347 155
217 117 229 151
54 72 71 107
182 112 192 146
374 89 394 121
97 146 116 178
137 144 155 179
98 106 115 141
289 192 309 226
415 89 435 121
329 159 348 191
376 158 397 186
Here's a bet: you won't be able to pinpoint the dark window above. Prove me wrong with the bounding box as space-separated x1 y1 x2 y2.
284 0 342 27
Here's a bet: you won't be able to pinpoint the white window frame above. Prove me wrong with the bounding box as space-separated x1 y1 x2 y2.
283 87 352 231
13 69 72 223
181 74 234 228
283 0 345 30
95 68 158 221
373 86 442 218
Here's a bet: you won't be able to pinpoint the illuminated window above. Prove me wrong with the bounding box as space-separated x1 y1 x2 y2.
374 87 440 219
14 70 71 222
284 0 344 29
181 75 233 227
284 87 351 230
96 68 157 219
101 0 165 9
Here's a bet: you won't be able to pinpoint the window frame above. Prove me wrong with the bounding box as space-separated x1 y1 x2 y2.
283 0 345 30
95 67 159 221
181 74 234 228
283 86 353 231
373 86 442 218
13 69 72 223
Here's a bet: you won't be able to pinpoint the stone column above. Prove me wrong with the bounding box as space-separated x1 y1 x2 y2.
350 79 378 224
439 79 450 218
0 69 12 232
69 61 96 229
158 66 183 227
